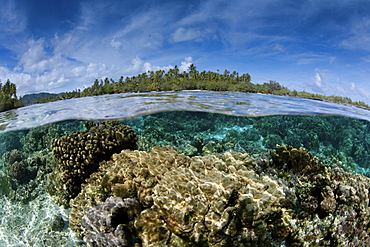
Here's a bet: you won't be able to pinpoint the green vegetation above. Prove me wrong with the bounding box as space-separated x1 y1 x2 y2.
22 92 57 105
0 79 23 112
1 64 369 111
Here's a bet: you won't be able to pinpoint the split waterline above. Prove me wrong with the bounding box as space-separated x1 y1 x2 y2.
0 91 370 246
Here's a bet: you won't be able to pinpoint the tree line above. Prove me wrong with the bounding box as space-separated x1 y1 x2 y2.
33 65 254 103
0 79 23 112
1 64 369 111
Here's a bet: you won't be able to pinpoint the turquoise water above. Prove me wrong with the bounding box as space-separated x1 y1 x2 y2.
0 91 370 246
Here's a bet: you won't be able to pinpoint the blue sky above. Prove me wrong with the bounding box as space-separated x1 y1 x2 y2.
1 0 370 103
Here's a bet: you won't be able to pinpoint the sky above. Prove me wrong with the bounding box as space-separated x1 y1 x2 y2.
1 0 370 104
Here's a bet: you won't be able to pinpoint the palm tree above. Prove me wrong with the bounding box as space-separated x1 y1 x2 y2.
188 64 198 79
10 82 17 99
2 79 11 96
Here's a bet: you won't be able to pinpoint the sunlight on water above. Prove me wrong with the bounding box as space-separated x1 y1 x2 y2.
1 91 370 133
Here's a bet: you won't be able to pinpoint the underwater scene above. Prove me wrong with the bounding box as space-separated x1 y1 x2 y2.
0 91 370 246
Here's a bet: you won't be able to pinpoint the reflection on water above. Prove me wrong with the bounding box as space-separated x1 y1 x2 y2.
0 110 18 131
0 91 370 133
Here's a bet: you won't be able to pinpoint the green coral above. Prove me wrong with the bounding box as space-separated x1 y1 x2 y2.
1 148 56 203
263 134 283 149
2 149 34 184
255 115 370 170
0 173 14 197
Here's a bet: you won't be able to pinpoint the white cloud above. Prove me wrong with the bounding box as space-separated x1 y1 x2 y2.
313 72 322 87
19 39 49 73
329 56 336 64
110 39 122 49
0 66 32 95
125 56 174 75
302 68 370 104
0 0 27 34
170 27 203 42
341 17 370 52
179 57 194 72
273 43 285 52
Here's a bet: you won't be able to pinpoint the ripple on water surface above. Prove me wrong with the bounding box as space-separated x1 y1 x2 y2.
1 91 370 132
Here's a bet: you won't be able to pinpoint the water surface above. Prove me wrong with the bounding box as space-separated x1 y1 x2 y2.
1 91 370 133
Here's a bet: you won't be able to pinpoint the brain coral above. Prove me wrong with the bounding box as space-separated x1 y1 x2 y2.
47 122 138 206
69 144 370 247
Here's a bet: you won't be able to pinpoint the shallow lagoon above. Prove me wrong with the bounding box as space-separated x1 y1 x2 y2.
0 91 369 246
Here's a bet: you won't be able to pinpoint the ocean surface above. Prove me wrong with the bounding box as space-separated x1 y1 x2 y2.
0 91 370 246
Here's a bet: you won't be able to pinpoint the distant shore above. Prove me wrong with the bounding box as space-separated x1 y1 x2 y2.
2 64 369 112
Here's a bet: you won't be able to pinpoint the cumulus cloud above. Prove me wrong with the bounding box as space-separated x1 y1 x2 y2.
19 39 50 73
0 66 32 95
302 68 370 104
179 57 194 72
125 56 174 75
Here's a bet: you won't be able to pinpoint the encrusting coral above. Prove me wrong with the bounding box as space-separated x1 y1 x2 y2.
68 144 370 247
47 122 138 206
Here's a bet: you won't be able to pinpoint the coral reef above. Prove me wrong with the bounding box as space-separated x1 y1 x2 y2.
2 149 32 184
254 115 370 170
263 134 283 149
21 123 65 154
269 144 326 177
125 112 370 171
81 197 142 246
0 174 13 197
71 146 286 246
48 122 138 206
267 145 370 246
1 148 56 202
69 146 192 235
123 112 256 155
0 130 26 157
69 145 370 246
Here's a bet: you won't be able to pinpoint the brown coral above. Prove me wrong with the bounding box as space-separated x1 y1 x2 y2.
270 144 326 179
69 144 370 246
47 122 138 206
269 145 370 246
70 146 290 246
